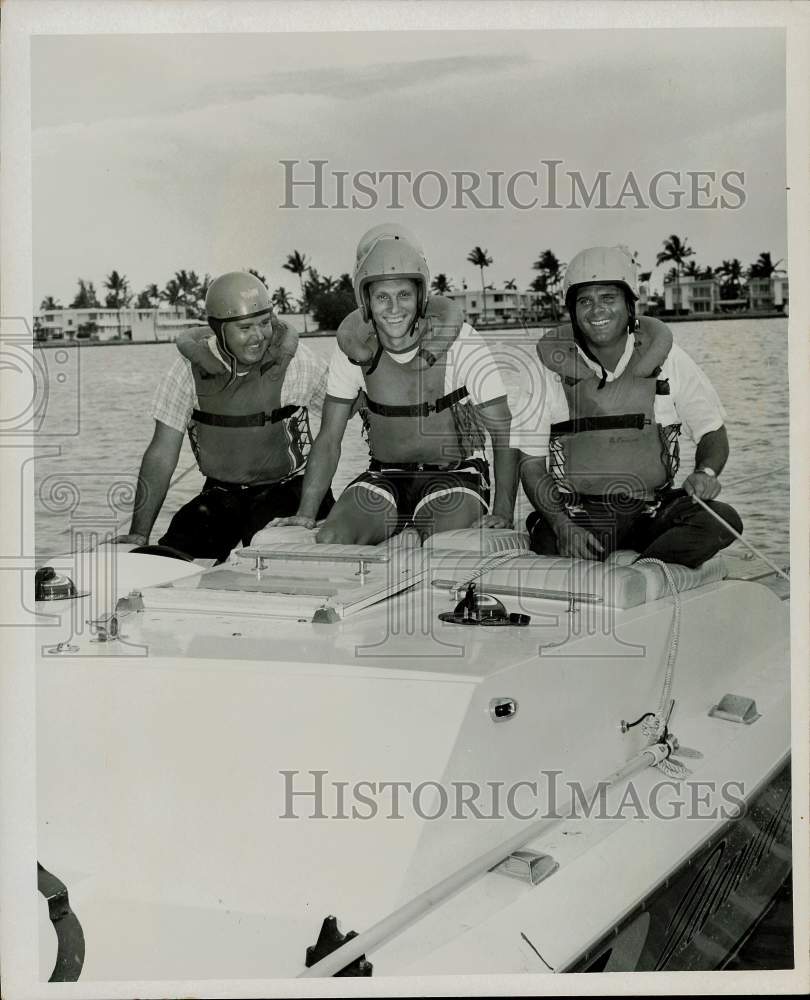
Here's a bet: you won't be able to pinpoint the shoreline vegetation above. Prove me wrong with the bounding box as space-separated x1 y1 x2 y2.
33 309 789 348
36 239 788 343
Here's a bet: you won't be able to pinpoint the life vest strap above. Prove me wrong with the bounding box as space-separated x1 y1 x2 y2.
191 404 300 428
347 342 384 376
551 413 646 435
364 386 469 418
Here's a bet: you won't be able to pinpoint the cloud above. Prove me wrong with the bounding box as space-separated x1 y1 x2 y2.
31 28 787 303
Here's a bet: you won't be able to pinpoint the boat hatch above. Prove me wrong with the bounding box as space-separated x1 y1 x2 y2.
137 541 427 622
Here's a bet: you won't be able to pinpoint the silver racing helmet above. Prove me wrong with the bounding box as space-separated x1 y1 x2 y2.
353 224 431 323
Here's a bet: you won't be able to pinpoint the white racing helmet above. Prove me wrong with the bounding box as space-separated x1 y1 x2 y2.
353 223 430 323
563 246 639 301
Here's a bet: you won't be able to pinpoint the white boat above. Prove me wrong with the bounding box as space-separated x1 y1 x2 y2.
35 527 791 981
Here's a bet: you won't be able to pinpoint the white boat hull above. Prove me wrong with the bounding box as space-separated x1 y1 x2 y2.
35 539 791 980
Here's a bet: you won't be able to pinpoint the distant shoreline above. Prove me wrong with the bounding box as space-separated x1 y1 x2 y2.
32 310 788 348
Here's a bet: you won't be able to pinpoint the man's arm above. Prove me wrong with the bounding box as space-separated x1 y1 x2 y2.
271 396 354 528
116 421 184 544
475 398 517 528
682 426 729 501
520 453 604 559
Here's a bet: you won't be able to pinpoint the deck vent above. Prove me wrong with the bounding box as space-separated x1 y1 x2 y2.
709 693 761 725
492 850 558 885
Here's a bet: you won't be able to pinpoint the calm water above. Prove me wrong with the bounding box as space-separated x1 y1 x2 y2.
34 319 790 569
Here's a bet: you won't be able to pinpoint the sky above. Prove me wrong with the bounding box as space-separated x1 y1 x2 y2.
31 27 787 306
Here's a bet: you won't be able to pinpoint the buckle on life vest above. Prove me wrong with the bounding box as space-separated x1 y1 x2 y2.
191 405 299 428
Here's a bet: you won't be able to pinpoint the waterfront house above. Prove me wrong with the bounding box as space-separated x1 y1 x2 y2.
34 305 191 343
446 288 551 326
663 275 721 315
749 273 789 312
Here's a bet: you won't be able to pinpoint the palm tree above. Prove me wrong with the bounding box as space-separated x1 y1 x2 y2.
716 258 746 301
135 283 161 308
103 270 132 309
748 252 784 279
248 268 268 286
103 271 132 336
283 250 310 332
532 250 565 320
182 270 202 310
656 235 695 311
271 287 293 313
161 278 183 307
39 295 61 311
466 246 493 323
163 270 206 319
69 279 100 309
503 278 517 289
431 273 453 295
529 273 556 321
682 260 701 278
197 273 212 319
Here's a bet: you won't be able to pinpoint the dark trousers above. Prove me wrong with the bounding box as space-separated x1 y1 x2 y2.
526 489 743 569
159 475 335 563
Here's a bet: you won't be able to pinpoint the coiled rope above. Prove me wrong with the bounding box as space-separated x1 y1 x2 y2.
633 557 698 779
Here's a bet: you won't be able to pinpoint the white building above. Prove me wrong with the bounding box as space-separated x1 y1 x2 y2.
663 275 721 315
749 273 789 312
445 288 549 326
35 306 191 343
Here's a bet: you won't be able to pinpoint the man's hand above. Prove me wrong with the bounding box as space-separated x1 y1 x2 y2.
683 471 722 502
473 513 514 530
554 521 604 559
114 533 148 546
266 515 317 530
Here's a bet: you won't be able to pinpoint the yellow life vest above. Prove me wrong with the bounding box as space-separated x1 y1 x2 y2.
176 323 311 485
536 317 672 384
538 326 680 499
337 295 464 374
358 345 487 465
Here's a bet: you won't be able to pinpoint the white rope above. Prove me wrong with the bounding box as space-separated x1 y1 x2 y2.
635 557 694 779
451 547 526 592
637 558 681 718
691 494 790 582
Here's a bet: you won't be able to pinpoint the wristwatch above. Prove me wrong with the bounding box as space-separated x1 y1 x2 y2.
696 466 717 478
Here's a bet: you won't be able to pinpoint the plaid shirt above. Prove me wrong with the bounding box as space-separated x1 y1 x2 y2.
151 339 329 433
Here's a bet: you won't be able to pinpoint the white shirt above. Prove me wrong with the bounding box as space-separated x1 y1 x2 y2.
511 335 727 458
325 322 508 408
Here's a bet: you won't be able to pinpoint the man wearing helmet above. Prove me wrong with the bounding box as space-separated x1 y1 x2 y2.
515 246 742 568
115 271 333 561
273 224 517 544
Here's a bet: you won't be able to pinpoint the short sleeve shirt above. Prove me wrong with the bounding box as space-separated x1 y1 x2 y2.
325 322 508 407
151 338 329 433
511 336 727 458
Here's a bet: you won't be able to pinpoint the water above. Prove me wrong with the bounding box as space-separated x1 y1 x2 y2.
34 319 790 570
